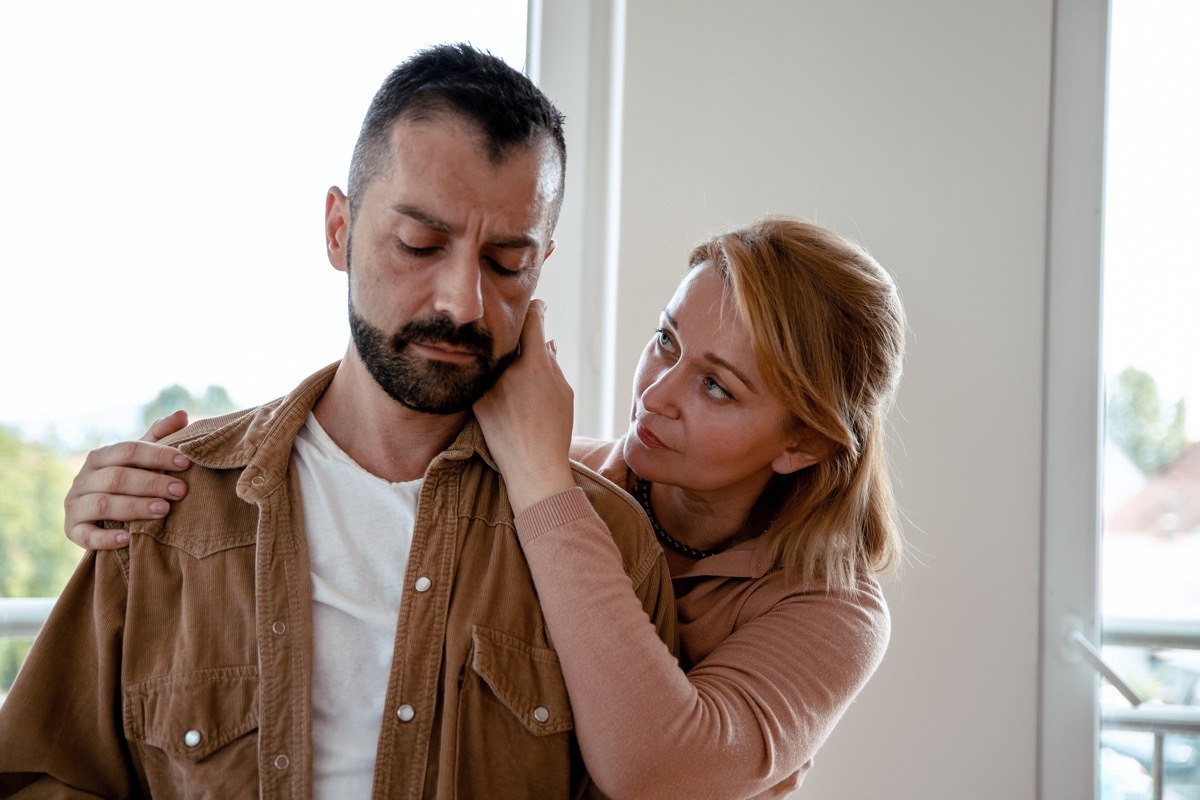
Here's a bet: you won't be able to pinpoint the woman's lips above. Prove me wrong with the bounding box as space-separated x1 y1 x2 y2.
635 421 666 449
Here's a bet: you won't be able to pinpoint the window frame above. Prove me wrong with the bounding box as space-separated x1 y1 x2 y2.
1038 0 1111 796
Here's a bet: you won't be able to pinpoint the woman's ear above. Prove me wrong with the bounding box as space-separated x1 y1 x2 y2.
771 425 835 475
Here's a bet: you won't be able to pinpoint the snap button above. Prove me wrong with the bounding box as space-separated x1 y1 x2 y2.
274 754 290 770
414 576 432 593
271 621 286 635
396 704 415 722
251 475 266 487
533 706 550 723
183 729 202 747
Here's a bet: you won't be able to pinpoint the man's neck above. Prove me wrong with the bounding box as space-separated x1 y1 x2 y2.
312 353 471 483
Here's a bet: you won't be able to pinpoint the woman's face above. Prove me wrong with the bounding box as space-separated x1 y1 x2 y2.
623 262 816 498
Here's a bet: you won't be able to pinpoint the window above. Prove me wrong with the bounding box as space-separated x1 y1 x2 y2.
0 0 528 699
1041 2 1200 798
1098 2 1200 799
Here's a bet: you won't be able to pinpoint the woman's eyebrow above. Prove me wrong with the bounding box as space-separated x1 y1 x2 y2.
662 309 757 392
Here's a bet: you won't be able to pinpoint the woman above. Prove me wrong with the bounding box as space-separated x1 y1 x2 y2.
65 216 906 798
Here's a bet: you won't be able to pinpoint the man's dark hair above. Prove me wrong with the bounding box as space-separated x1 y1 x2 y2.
348 42 567 229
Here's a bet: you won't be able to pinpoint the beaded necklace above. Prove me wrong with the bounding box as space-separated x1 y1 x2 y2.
631 477 723 560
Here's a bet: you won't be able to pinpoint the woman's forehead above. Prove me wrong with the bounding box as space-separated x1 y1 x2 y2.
668 262 734 322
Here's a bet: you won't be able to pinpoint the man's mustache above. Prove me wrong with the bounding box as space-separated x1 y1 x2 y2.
394 315 493 357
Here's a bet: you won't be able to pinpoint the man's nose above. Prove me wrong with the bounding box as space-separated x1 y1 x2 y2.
433 252 485 325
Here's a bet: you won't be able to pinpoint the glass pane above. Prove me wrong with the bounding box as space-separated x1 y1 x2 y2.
0 0 528 702
1100 1 1200 797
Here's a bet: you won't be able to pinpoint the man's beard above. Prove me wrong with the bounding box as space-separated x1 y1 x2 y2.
348 302 517 415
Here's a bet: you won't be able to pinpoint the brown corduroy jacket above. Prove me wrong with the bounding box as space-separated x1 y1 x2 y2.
0 364 677 799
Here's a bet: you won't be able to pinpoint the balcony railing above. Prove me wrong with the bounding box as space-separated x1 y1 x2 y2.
1100 618 1200 800
0 597 55 639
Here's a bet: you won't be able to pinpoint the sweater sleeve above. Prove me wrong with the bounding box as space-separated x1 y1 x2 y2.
516 487 889 800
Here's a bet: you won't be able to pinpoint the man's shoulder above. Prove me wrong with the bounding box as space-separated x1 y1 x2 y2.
157 397 283 455
565 457 661 586
127 399 291 554
565 457 639 525
156 363 338 462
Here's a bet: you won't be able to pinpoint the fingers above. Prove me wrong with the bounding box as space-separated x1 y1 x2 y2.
83 439 191 474
64 473 180 549
69 524 132 551
70 474 179 516
143 410 189 443
520 301 561 373
65 438 192 550
521 300 548 350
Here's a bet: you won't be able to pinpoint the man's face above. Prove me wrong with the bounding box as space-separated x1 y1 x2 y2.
324 114 560 414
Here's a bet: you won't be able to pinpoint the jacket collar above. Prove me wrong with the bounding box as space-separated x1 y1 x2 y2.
166 361 495 503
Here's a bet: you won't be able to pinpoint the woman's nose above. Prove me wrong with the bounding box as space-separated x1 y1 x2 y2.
639 364 680 418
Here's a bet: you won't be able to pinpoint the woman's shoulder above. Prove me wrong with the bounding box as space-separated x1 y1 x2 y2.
735 569 890 651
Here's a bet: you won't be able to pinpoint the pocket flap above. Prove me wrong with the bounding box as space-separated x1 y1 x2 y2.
124 666 259 762
470 626 573 735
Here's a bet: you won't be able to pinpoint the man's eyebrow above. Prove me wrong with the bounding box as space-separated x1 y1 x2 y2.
396 206 539 250
397 207 453 234
662 309 757 392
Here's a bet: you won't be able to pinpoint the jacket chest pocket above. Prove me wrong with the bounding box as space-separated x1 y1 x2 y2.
455 626 580 798
124 666 261 799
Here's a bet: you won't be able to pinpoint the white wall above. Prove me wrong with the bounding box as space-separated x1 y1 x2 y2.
564 1 1061 797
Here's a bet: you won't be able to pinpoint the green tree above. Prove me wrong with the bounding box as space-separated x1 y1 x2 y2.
0 426 82 690
140 384 237 431
1107 366 1189 474
2 385 240 692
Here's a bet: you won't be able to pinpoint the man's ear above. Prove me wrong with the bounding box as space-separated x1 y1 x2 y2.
771 425 836 475
325 187 350 273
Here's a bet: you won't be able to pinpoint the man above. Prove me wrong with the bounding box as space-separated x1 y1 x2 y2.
0 43 675 798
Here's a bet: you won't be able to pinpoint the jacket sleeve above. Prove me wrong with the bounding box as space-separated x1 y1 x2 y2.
0 550 141 798
515 488 889 800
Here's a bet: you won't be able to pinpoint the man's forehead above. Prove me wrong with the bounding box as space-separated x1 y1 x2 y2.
374 119 559 238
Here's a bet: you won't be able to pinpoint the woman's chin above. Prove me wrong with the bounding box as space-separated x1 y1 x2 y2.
623 437 670 483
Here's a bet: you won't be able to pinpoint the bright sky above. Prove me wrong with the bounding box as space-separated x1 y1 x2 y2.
1103 0 1200 438
1 0 1196 447
0 0 527 445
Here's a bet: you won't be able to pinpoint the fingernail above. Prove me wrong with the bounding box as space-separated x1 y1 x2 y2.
167 482 186 499
116 532 131 545
149 500 169 515
173 454 191 468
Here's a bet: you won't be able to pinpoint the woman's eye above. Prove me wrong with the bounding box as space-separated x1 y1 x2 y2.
704 377 733 400
655 328 674 350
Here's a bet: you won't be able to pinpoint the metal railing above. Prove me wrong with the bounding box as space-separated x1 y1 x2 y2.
1100 618 1200 800
0 597 55 639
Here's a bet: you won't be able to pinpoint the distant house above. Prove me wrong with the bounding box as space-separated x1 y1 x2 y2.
1103 438 1146 513
1106 441 1200 536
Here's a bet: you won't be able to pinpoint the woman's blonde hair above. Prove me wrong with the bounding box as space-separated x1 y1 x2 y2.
689 216 906 593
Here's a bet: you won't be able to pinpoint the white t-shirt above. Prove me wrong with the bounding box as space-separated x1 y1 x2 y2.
293 413 421 798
